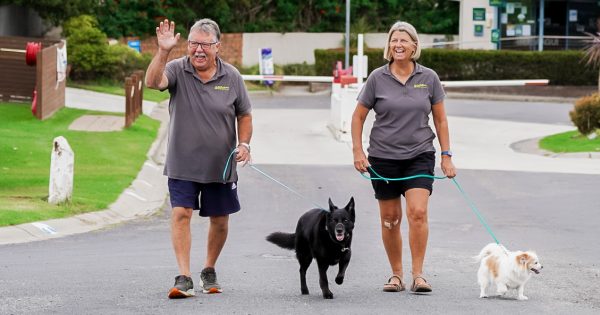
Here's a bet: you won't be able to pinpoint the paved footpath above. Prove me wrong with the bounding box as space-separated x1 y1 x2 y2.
0 88 598 314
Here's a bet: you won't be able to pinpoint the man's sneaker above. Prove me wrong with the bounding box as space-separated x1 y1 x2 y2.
200 267 222 294
168 275 195 299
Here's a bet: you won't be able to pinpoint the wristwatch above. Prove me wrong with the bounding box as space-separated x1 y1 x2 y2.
441 150 452 157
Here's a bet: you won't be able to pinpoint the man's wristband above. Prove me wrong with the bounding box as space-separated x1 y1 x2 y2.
441 150 452 157
238 142 251 152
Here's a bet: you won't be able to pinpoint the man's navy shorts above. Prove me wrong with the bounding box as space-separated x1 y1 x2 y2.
168 178 241 217
367 151 435 200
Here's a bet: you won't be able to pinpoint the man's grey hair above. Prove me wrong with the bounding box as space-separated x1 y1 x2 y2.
189 18 221 42
383 21 421 61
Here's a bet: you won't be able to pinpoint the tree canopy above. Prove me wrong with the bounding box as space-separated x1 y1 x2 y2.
2 0 98 26
9 0 459 37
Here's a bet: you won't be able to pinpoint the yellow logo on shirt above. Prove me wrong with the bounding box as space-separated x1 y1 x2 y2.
413 83 428 88
214 85 230 91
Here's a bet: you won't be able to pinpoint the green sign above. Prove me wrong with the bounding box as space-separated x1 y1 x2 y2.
473 8 486 21
491 29 500 43
489 0 504 7
474 25 484 37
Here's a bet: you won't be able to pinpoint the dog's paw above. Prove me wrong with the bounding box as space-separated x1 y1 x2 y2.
479 294 488 298
301 288 309 295
335 276 344 285
322 290 334 299
517 295 529 301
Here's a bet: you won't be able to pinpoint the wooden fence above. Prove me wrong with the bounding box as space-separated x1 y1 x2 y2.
0 36 65 120
35 42 66 120
124 70 144 128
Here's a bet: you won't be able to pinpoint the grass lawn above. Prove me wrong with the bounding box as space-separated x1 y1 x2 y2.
68 81 170 103
540 130 600 153
0 103 160 227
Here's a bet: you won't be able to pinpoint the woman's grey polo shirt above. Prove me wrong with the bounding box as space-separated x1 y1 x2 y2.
357 62 445 160
163 57 251 183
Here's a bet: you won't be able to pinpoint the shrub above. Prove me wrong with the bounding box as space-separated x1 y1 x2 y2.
63 15 111 80
282 62 315 76
63 15 153 81
570 93 600 135
106 45 153 81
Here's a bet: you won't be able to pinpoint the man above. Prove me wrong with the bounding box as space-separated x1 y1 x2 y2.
145 18 253 299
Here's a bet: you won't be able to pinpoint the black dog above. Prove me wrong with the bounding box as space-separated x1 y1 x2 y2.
266 197 355 299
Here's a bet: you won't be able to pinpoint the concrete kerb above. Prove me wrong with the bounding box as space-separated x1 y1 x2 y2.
445 91 578 104
0 101 171 246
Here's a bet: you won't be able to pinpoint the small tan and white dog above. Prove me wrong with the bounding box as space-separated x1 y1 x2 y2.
475 243 542 300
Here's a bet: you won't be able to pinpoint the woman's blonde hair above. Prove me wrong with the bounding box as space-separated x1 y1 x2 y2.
383 21 421 61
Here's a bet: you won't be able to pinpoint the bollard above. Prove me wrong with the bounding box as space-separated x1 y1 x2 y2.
125 77 134 128
48 136 74 204
134 70 145 117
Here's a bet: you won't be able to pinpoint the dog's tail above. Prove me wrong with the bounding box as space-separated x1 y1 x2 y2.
473 243 502 263
266 232 295 250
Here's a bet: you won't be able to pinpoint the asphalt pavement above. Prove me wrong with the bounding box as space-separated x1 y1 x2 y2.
0 86 599 314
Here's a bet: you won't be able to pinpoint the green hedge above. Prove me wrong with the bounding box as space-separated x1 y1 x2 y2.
314 48 597 86
315 48 387 77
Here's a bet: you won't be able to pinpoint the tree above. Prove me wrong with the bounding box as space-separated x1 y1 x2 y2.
2 0 98 26
95 0 168 38
90 0 458 37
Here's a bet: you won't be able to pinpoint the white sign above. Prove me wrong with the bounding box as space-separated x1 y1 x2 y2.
569 10 577 22
506 3 515 14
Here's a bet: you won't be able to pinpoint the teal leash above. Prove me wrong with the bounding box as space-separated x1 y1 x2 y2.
364 166 501 245
362 166 447 182
222 148 326 211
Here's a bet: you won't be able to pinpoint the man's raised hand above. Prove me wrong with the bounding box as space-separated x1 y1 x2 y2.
156 19 180 52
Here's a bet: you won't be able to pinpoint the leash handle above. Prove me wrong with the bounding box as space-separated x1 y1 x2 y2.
222 148 326 211
221 148 238 182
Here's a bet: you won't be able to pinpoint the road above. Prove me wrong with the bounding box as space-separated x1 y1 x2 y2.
1 94 598 314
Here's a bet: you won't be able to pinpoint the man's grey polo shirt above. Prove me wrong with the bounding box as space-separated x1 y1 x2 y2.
357 62 445 160
163 57 251 183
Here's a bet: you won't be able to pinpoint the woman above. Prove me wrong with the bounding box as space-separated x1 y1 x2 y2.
351 21 456 293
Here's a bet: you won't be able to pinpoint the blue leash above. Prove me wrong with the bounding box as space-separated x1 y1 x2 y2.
365 166 501 245
222 148 326 210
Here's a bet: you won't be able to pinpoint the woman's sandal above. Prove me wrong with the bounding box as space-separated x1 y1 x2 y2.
383 275 405 292
410 276 432 293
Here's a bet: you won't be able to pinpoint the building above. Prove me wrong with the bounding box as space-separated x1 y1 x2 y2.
456 0 600 50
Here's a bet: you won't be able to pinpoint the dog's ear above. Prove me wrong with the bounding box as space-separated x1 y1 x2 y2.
328 198 336 211
516 253 530 266
345 197 355 221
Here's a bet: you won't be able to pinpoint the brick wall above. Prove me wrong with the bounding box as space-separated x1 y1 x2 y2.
129 33 243 67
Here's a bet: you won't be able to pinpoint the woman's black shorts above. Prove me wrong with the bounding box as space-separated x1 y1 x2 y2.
368 151 435 200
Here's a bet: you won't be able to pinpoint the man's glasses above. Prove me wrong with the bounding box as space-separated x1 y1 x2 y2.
188 40 218 50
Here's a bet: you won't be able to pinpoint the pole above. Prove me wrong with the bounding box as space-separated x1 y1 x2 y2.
357 34 363 86
345 0 350 69
538 0 544 51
